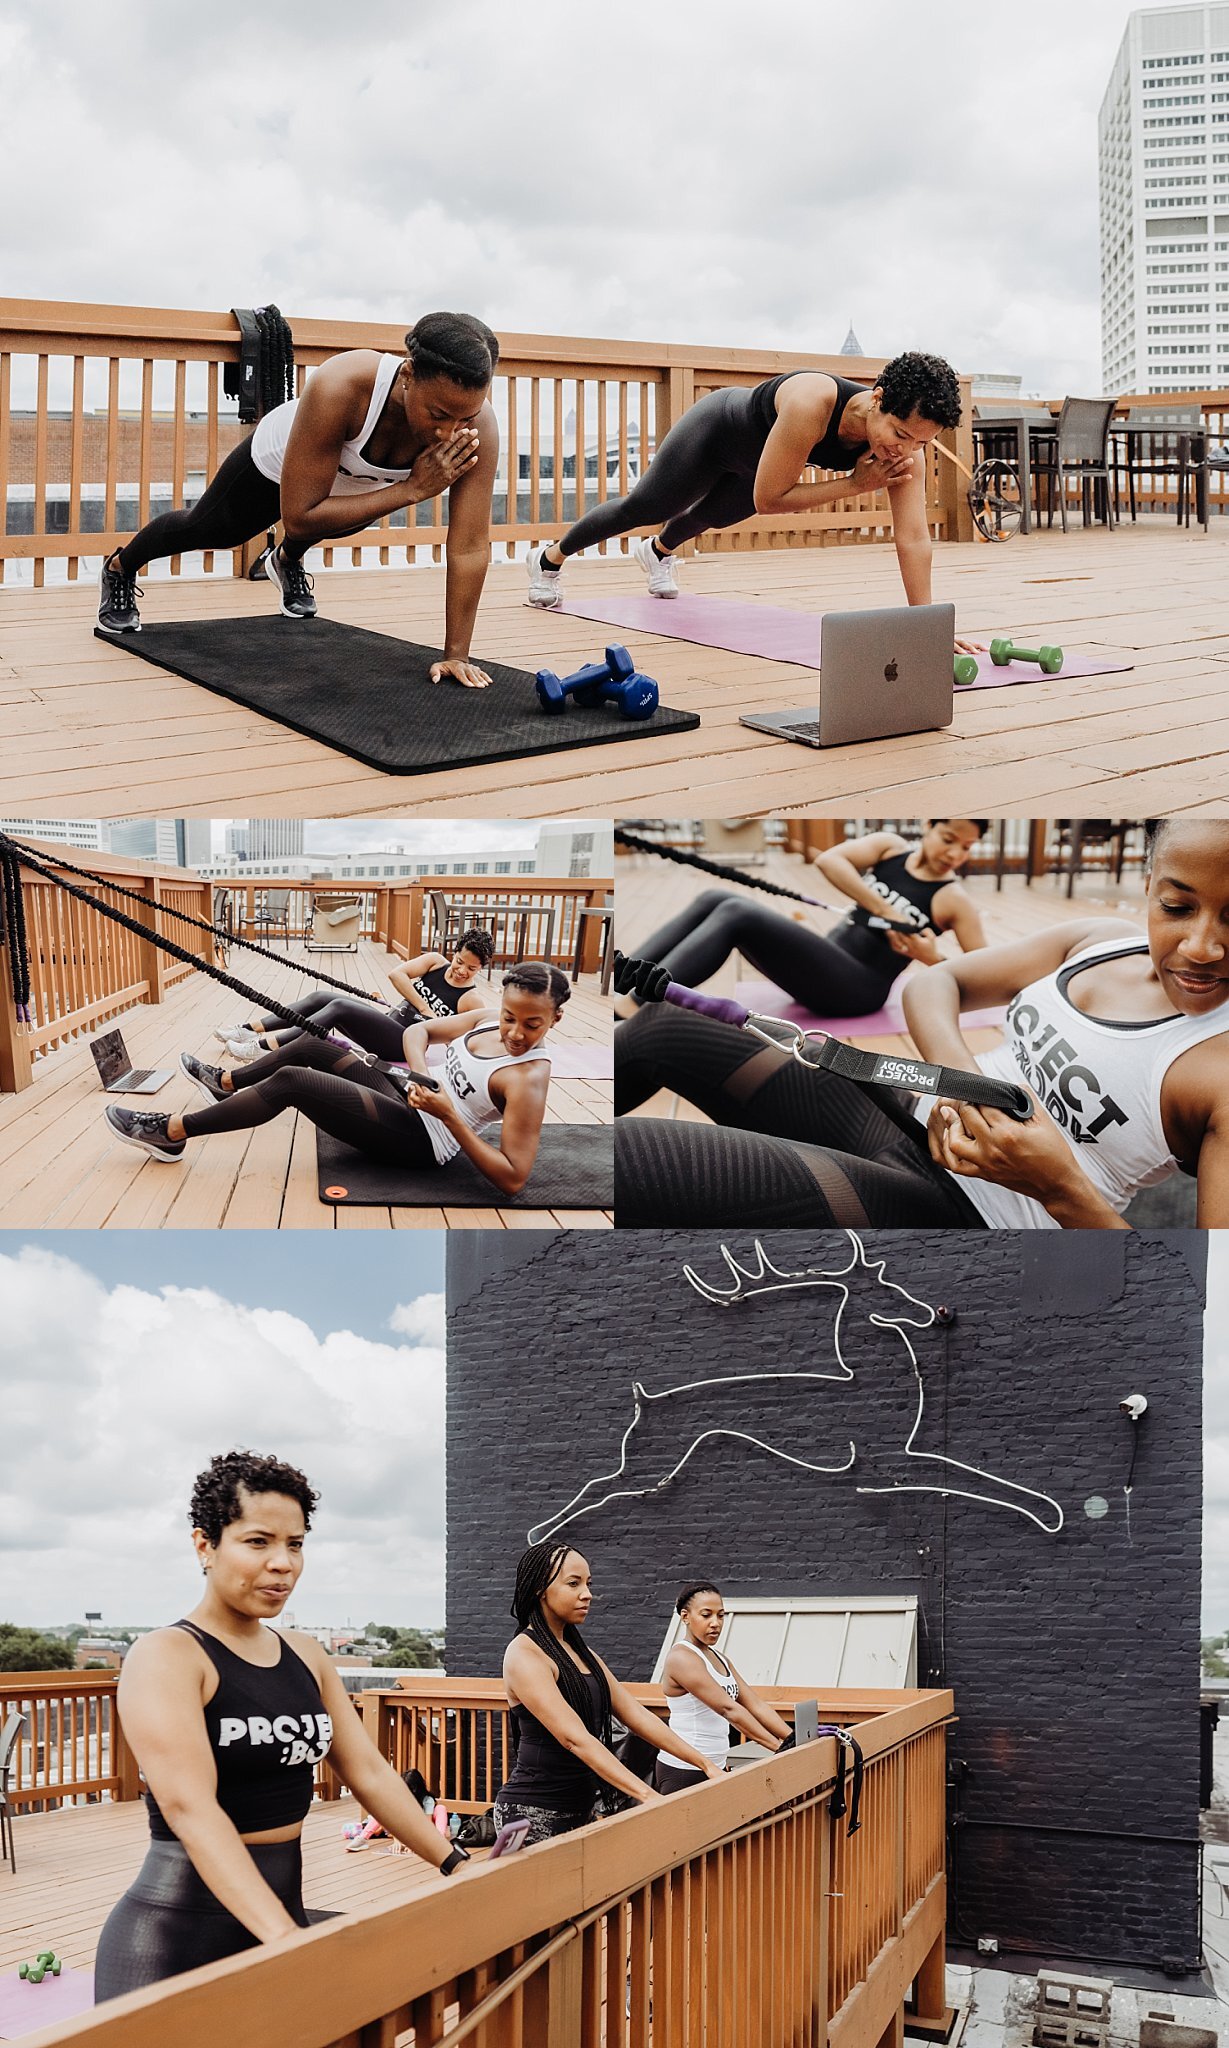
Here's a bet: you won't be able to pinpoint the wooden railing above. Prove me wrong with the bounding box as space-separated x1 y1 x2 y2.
27 1680 953 2048
0 838 216 1094
0 295 975 586
998 388 1229 519
0 1670 139 1809
0 845 612 1094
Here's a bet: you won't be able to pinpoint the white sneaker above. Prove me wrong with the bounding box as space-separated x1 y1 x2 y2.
223 1034 266 1063
527 544 563 608
632 537 679 598
214 1022 257 1047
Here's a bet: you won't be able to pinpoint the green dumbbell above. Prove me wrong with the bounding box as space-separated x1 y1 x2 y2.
989 637 1064 674
953 654 979 686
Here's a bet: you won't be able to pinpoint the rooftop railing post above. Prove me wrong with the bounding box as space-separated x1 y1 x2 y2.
135 877 169 1005
0 930 34 1091
113 1705 141 1803
910 1928 950 2032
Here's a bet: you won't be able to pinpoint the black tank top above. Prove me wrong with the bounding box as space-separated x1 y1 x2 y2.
144 1621 333 1841
389 961 467 1025
749 371 869 471
500 1667 606 1812
835 850 950 977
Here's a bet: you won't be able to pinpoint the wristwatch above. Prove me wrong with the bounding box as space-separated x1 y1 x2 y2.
440 1846 470 1876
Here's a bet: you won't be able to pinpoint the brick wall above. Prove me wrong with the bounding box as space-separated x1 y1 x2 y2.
445 1229 1206 1971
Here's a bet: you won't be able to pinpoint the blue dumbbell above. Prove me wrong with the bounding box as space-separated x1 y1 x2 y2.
535 644 659 720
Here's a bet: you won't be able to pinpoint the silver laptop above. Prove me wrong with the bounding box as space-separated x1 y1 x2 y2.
739 603 955 747
90 1028 171 1094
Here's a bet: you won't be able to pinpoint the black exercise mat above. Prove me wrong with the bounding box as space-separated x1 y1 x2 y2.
102 616 700 773
317 1123 613 1208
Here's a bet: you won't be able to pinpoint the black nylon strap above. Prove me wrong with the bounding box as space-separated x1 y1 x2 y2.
808 1037 1033 1122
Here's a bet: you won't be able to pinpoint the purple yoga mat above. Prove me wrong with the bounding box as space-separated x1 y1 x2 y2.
549 593 1132 691
733 980 1007 1039
0 1968 95 2038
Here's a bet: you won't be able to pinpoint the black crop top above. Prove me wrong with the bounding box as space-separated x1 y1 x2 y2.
144 1621 333 1841
749 370 869 472
499 1668 606 1813
832 851 949 980
389 960 467 1025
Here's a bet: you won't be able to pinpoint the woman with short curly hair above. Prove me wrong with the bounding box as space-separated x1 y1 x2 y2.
528 352 973 646
94 1451 470 2002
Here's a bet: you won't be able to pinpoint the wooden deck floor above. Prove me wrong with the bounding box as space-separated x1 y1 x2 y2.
0 938 612 1229
0 1795 446 1978
615 858 1149 1122
2 523 1228 817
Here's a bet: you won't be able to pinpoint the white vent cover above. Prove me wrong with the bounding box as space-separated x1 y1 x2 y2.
651 1595 918 1689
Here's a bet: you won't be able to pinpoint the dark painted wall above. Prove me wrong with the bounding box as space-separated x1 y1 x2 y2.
445 1230 1206 1972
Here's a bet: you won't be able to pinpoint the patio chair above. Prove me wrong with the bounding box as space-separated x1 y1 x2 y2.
1046 398 1118 532
1117 404 1205 529
0 1709 26 1874
572 895 615 995
250 889 292 945
427 889 469 957
307 896 361 954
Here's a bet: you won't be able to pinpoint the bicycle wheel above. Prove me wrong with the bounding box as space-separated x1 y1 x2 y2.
968 459 1022 542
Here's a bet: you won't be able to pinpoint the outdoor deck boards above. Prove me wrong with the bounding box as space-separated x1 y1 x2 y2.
0 1797 444 1977
0 937 612 1228
1 524 1227 814
615 859 1149 1123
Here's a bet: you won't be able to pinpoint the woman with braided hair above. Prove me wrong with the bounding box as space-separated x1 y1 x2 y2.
494 1543 724 1845
622 822 989 1021
214 928 496 1064
99 312 501 687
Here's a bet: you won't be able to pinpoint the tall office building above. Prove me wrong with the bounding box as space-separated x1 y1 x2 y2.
246 819 306 862
0 817 106 849
1101 4 1229 394
106 819 186 865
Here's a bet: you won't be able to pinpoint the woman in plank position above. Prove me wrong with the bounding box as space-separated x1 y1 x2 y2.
655 1583 791 1793
99 312 500 688
527 352 974 647
493 1542 724 1844
215 928 496 1064
623 822 988 1022
94 1450 468 2000
614 819 1229 1230
104 962 567 1200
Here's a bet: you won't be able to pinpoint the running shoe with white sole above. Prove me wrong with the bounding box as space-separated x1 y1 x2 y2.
632 537 679 598
214 1022 257 1046
214 1025 264 1055
180 1051 230 1102
97 555 143 633
104 1106 185 1161
265 544 317 619
222 1033 266 1063
526 544 563 608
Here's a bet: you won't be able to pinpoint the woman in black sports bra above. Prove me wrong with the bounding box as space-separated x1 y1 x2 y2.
623 822 988 1021
528 353 977 648
494 1542 723 1845
94 1450 470 2002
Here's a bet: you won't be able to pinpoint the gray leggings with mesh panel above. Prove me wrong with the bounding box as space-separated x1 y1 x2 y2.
558 387 766 556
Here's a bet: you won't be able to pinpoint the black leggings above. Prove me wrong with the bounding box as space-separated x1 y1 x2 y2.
114 435 369 576
614 1003 983 1229
558 387 766 557
94 1837 335 2001
636 889 899 1016
252 992 410 1060
180 1035 438 1168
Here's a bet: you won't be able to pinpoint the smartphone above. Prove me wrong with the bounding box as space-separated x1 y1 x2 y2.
488 1818 532 1858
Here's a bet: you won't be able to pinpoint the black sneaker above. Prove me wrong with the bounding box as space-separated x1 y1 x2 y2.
180 1051 228 1102
104 1105 185 1161
98 554 142 633
265 544 317 619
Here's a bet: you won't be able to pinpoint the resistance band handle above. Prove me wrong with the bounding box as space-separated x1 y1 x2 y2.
811 1037 1033 1122
614 952 751 1026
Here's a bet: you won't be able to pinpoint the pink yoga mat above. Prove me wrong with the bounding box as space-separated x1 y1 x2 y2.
0 1968 95 2037
548 594 1132 691
733 980 1007 1039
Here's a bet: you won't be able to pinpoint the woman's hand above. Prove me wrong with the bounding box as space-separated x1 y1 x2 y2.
403 1081 460 1125
886 928 943 965
955 637 986 656
852 446 918 493
410 428 481 503
701 1759 726 1783
430 656 492 689
926 1093 1084 1206
636 1786 666 1807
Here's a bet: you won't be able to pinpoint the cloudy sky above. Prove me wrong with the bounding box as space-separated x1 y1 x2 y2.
0 0 1140 393
0 1237 447 1631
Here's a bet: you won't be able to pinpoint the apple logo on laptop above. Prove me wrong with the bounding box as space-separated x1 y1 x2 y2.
884 658 899 682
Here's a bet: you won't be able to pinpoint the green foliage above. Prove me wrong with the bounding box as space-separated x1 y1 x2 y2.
0 1624 75 1673
366 1624 442 1670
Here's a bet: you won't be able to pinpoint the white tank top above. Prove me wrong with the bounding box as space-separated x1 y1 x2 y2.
913 935 1229 1228
419 1026 551 1165
665 1643 738 1764
250 354 415 496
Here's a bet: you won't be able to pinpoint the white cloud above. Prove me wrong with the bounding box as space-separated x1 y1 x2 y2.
0 1246 445 1629
388 1293 446 1345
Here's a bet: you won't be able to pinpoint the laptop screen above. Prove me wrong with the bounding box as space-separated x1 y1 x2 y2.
90 1030 129 1087
793 1698 821 1745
